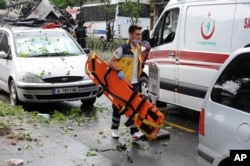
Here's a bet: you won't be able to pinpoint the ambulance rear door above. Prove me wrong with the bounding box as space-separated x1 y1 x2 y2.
231 0 250 52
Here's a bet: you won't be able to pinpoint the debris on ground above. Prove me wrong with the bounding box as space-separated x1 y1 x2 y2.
0 123 12 136
5 158 24 166
126 153 133 163
116 143 127 152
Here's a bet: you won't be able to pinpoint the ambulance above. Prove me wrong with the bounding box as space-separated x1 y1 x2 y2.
142 0 250 111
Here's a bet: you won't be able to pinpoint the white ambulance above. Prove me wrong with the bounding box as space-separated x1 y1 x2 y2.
142 0 250 111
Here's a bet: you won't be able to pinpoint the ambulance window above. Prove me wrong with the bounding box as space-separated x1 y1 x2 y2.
211 53 250 113
152 8 179 47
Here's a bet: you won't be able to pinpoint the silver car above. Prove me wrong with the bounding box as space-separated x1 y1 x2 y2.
197 47 250 166
0 24 97 106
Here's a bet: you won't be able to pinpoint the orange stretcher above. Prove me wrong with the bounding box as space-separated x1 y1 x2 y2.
85 53 165 140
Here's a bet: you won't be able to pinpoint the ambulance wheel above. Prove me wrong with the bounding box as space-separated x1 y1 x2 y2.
140 76 148 97
156 100 167 108
81 97 96 106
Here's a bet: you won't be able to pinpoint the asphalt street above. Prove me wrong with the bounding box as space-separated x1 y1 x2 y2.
0 92 199 166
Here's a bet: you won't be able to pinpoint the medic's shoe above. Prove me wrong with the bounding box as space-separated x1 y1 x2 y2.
111 129 119 139
131 131 144 141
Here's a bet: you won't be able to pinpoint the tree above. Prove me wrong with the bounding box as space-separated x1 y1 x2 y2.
102 0 114 22
120 0 149 24
51 0 85 8
102 0 149 24
0 0 6 9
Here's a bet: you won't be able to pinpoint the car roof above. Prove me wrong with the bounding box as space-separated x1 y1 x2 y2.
10 26 64 33
0 18 65 34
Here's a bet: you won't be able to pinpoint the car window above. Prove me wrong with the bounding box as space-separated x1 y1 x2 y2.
14 31 83 57
211 53 250 113
151 8 179 47
0 32 10 54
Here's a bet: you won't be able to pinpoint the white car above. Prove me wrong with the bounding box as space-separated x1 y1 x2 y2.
197 47 250 166
0 21 97 106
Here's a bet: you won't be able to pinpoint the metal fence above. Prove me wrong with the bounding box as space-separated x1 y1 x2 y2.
86 37 124 52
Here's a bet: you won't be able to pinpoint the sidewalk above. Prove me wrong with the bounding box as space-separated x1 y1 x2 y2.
0 115 114 166
0 98 171 166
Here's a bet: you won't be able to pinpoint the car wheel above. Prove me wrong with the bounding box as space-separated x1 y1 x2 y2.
156 100 167 108
81 98 96 106
9 80 21 106
140 76 167 107
140 76 148 97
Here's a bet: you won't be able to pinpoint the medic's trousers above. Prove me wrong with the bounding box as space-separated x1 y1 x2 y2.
111 83 141 135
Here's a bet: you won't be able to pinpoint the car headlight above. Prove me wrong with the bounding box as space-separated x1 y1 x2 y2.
20 72 44 83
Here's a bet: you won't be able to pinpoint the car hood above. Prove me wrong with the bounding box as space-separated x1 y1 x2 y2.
17 55 87 78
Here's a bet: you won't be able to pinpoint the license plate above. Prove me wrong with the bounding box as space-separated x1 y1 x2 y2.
53 87 78 94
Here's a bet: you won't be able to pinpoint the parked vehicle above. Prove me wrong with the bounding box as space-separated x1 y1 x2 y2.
142 0 250 111
0 20 97 106
78 0 150 39
197 47 250 166
6 0 74 23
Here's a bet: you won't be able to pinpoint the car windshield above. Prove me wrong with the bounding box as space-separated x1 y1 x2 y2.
14 31 82 57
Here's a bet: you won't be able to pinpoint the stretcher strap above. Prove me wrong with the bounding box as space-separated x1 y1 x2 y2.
136 112 163 129
140 123 155 138
90 70 106 92
103 67 112 88
91 53 96 71
134 106 163 136
119 91 138 115
124 95 148 126
122 91 139 126
146 108 159 122
145 107 164 128
136 95 148 112
89 53 106 88
89 53 109 90
89 53 137 117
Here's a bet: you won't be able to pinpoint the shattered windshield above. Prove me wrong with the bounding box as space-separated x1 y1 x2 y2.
15 31 82 57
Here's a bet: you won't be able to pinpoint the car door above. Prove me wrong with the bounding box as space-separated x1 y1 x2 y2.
0 31 12 92
208 52 250 155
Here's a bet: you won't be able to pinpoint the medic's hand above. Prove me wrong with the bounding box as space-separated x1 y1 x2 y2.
142 40 151 51
117 70 124 80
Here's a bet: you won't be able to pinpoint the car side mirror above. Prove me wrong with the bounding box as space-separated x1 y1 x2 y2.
142 29 150 42
142 29 154 47
83 48 90 55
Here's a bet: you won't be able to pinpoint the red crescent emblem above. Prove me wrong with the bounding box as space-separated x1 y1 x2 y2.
201 20 215 40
